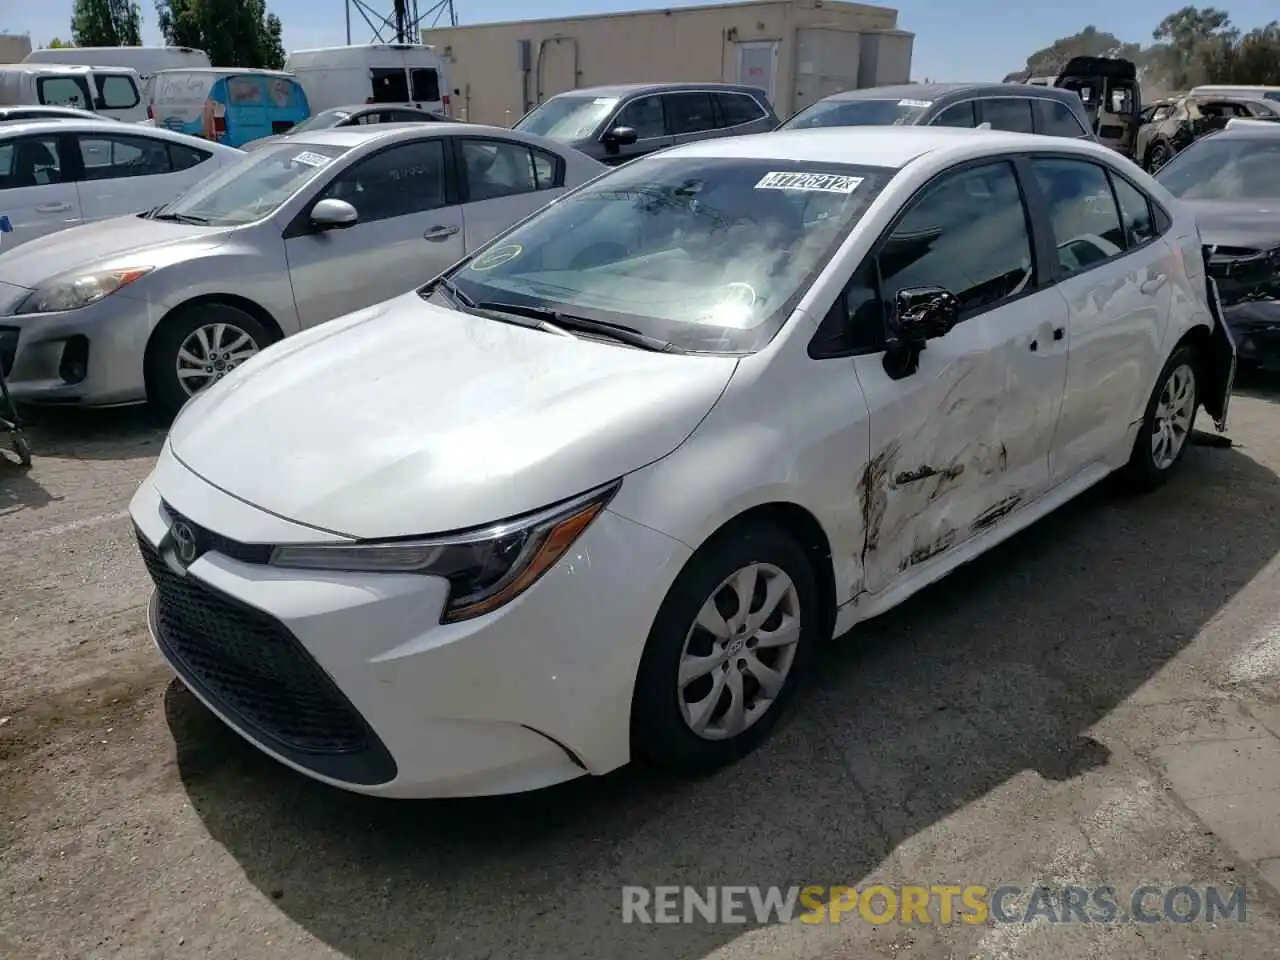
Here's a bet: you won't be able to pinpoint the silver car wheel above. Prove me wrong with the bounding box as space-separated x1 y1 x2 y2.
1151 362 1196 470
677 562 802 741
176 322 261 397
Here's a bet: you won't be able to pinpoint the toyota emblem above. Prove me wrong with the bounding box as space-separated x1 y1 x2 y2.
169 519 199 566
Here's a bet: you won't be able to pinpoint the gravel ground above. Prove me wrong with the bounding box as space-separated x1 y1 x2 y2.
4 388 1280 960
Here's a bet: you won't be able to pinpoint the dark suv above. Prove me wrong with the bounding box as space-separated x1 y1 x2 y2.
514 82 779 165
778 83 1098 142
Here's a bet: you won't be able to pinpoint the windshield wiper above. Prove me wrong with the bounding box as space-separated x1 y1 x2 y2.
472 301 676 352
150 212 210 225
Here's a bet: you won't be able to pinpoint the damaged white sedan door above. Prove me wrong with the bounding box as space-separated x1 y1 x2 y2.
851 158 1070 596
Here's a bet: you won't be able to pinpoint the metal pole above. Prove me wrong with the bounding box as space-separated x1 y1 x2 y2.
345 0 352 44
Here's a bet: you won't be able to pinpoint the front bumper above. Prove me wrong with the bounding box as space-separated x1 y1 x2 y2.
1223 300 1280 367
129 452 692 798
0 289 156 406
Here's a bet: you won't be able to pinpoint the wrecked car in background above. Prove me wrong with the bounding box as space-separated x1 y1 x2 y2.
130 126 1234 800
1136 93 1280 171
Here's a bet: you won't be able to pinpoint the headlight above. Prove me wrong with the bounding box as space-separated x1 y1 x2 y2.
16 267 152 314
268 479 621 622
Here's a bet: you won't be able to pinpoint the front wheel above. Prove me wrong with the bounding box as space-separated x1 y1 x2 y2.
1147 140 1173 171
147 303 273 417
1119 345 1199 491
631 522 819 772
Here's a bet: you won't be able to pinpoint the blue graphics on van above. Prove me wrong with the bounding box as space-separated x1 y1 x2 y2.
155 72 310 148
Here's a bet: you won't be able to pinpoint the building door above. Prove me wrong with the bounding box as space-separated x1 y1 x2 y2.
736 41 779 105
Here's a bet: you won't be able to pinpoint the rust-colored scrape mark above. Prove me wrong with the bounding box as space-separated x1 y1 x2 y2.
898 528 956 572
859 441 898 565
972 494 1022 531
893 463 965 486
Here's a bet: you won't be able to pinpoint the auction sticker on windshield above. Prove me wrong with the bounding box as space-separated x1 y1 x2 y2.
292 151 332 168
755 172 864 194
898 98 933 108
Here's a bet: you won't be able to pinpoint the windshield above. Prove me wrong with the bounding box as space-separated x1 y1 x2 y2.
443 156 895 354
1156 135 1280 200
287 109 351 133
155 142 347 226
779 98 931 130
514 95 619 141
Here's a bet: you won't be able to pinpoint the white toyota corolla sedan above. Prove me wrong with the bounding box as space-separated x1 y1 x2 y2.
129 126 1236 798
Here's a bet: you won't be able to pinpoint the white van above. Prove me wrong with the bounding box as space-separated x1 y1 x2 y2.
24 45 210 104
283 43 451 116
0 64 147 123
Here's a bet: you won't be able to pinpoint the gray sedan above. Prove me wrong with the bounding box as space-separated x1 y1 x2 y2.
0 123 605 414
242 104 449 151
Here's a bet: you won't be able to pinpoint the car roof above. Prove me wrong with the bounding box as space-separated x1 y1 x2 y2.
657 126 1120 169
816 82 1079 103
283 122 521 149
0 117 235 145
1214 120 1280 138
551 81 767 98
322 104 436 114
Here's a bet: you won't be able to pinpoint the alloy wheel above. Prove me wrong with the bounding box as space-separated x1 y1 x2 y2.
1151 362 1196 470
175 322 261 397
677 562 802 741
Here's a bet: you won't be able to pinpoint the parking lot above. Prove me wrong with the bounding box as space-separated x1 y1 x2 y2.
4 382 1280 960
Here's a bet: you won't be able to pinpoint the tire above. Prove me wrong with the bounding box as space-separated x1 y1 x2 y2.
631 521 819 773
146 303 274 417
1118 344 1200 492
1146 140 1173 172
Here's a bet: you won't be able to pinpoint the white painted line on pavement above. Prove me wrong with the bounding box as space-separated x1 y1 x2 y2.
8 509 130 544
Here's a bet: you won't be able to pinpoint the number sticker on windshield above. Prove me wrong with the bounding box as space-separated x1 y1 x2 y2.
755 172 864 194
292 151 332 168
898 98 933 108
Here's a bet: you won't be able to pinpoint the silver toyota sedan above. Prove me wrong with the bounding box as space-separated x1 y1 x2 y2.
0 123 605 414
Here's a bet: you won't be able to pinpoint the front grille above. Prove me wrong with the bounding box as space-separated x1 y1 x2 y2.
137 531 396 785
0 326 17 378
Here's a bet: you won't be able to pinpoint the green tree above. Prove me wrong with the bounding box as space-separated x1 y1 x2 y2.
47 37 74 48
1147 6 1236 89
1199 21 1280 83
71 0 143 47
1018 26 1145 78
155 0 285 69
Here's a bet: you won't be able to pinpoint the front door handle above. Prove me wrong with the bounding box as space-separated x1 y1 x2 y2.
1140 274 1167 295
424 224 460 241
36 202 71 213
1053 327 1065 341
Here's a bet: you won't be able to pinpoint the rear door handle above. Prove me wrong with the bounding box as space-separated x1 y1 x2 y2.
1140 274 1167 295
36 202 72 213
424 224 460 241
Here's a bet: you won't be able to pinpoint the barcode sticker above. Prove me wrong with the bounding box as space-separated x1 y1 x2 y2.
292 151 331 168
755 172 863 194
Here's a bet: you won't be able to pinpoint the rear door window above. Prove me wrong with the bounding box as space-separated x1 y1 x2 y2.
370 68 409 103
980 97 1035 133
410 69 441 103
931 101 976 127
77 133 172 180
664 92 716 135
1037 98 1089 137
714 92 766 127
1029 157 1127 274
95 74 140 109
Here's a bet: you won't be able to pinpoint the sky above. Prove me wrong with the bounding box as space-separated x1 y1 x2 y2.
5 0 1279 81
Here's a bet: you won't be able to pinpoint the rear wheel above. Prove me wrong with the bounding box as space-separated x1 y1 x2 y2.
1119 344 1199 491
147 303 273 417
1146 139 1173 171
631 522 819 772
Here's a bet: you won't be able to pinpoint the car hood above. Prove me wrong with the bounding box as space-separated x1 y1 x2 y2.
0 215 228 291
1182 200 1280 249
167 293 739 539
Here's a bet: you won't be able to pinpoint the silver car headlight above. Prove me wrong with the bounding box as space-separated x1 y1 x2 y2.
15 267 152 314
268 480 621 623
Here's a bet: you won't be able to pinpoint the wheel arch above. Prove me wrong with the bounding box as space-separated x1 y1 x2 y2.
142 294 285 400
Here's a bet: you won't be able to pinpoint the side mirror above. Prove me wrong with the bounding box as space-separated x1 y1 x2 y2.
602 125 638 152
310 198 358 230
891 286 960 345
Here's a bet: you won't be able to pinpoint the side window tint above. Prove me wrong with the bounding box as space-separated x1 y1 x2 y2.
78 134 172 180
714 93 765 127
0 136 65 186
319 139 446 221
1038 99 1089 137
1030 157 1125 274
664 92 716 135
981 97 1035 133
880 161 1034 316
96 75 139 109
530 148 558 189
37 76 91 108
931 101 976 127
1110 174 1157 247
462 138 546 201
168 142 211 172
613 96 664 139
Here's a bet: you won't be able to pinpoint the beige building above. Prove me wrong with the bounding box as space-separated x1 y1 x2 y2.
421 0 913 126
0 34 33 64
